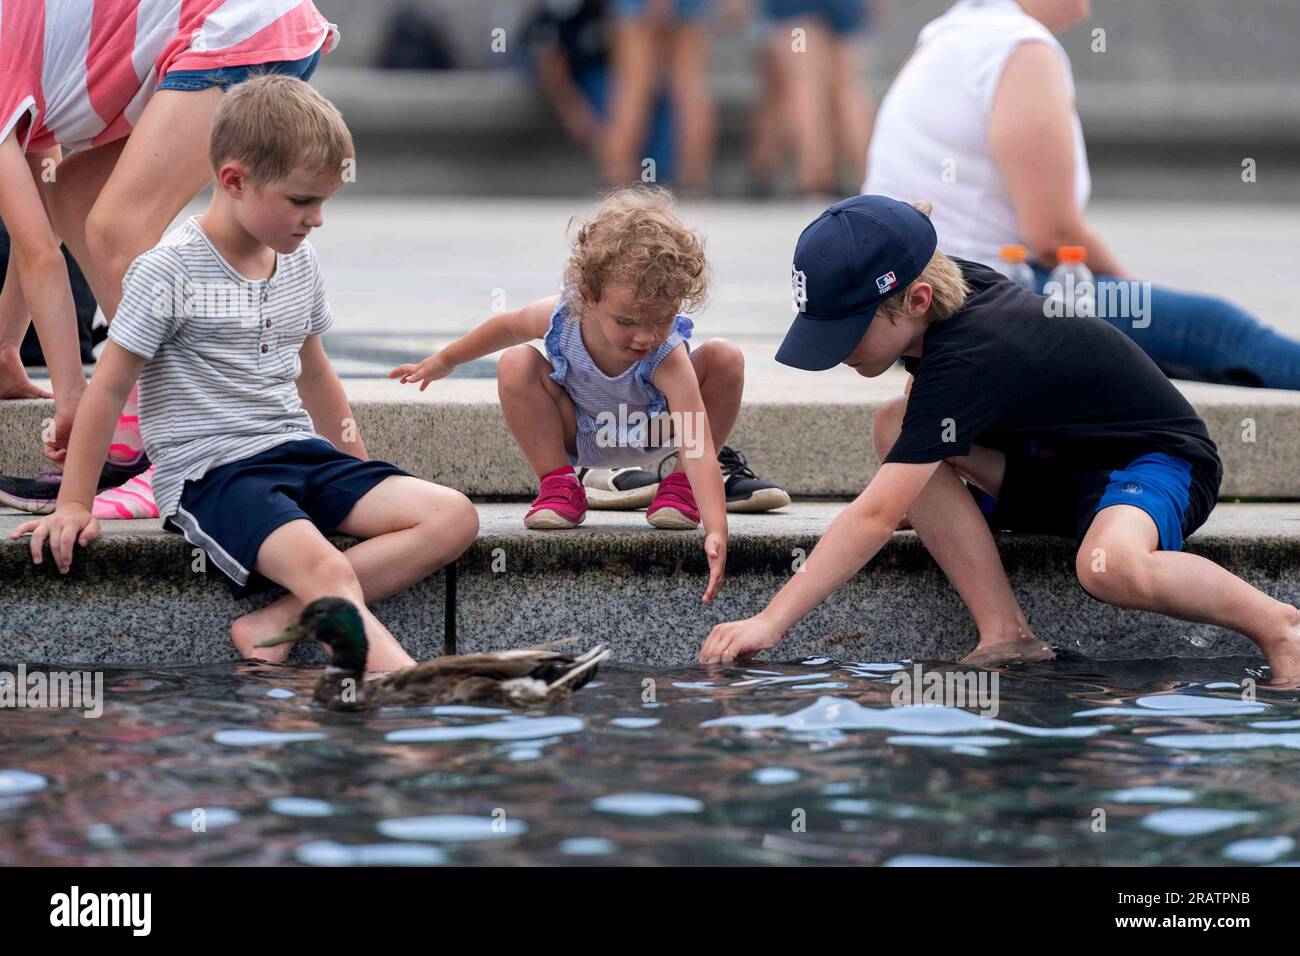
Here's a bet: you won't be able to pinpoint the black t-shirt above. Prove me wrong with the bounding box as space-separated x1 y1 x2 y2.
885 258 1222 513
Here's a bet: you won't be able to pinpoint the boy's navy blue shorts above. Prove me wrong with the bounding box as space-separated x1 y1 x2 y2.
970 449 1215 553
165 438 411 597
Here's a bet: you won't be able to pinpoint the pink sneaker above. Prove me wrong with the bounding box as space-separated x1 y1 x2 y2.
647 471 699 529
525 467 588 529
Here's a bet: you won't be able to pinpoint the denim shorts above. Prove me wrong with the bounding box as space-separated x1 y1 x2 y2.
763 0 869 35
611 0 714 20
164 438 409 597
158 46 322 92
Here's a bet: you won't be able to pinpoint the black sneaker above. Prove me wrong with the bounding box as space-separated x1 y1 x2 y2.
0 453 151 514
657 446 791 513
577 465 661 510
717 445 790 513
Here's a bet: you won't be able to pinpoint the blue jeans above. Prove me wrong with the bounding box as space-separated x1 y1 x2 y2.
1030 264 1300 390
158 47 322 92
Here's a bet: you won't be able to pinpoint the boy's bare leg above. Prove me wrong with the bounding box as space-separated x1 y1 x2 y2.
231 519 411 670
231 478 479 668
665 339 744 474
497 345 579 479
1079 505 1300 685
874 396 1052 665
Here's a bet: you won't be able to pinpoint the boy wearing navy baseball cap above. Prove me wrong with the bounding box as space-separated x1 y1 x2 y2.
700 195 1300 685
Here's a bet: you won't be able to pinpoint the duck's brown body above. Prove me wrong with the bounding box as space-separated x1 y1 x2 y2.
260 598 609 712
313 645 609 712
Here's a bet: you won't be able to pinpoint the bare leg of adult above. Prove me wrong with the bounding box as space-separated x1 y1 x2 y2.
830 38 874 189
772 19 834 195
604 16 659 186
747 43 786 194
81 88 225 321
45 140 127 319
668 20 716 193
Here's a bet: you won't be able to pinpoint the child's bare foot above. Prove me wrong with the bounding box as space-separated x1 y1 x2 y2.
962 635 1055 669
231 598 301 663
1259 604 1300 688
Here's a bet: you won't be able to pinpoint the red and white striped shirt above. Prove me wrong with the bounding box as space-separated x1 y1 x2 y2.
0 0 339 153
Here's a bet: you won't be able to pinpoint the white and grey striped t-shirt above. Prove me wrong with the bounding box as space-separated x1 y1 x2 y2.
107 217 334 521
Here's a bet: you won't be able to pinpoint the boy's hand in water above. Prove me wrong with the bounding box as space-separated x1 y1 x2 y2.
702 530 726 603
700 614 784 664
389 351 455 391
11 504 100 573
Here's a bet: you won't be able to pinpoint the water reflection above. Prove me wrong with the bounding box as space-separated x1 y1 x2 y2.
1 655 1297 865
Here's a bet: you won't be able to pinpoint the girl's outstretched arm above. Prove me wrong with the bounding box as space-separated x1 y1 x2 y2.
654 345 728 603
699 460 940 663
389 294 559 389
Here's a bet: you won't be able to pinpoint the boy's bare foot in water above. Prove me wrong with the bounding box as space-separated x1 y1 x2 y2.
231 598 302 663
962 635 1055 669
1260 605 1300 688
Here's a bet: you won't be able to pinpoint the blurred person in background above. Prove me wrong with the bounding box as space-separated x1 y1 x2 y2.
749 0 876 197
525 0 676 184
602 0 716 193
864 0 1300 389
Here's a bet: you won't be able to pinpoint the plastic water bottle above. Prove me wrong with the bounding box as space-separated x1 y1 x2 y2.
1047 245 1095 317
998 244 1036 292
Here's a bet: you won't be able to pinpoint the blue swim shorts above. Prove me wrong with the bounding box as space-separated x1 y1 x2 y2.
974 450 1210 552
158 46 322 92
164 438 410 597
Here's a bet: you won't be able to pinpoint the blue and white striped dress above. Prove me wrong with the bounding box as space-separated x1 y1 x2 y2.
544 294 694 468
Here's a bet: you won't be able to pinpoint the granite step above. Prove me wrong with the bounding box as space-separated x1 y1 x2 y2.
1 367 1297 499
2 502 1296 670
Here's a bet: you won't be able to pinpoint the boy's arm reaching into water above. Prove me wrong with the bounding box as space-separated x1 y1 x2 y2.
8 341 147 572
297 334 367 459
653 344 728 603
389 294 560 389
698 460 941 663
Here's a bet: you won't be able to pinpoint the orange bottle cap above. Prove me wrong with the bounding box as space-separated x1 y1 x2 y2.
1057 246 1087 262
1000 244 1027 263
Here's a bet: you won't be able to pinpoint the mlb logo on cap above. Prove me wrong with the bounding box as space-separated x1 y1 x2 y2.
876 271 897 294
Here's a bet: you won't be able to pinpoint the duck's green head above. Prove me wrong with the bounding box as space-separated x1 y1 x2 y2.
256 597 368 672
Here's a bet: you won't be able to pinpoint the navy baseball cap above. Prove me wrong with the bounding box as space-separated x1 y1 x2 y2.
776 195 938 371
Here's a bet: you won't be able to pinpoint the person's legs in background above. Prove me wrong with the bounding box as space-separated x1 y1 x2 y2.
606 0 711 191
665 3 716 193
603 3 661 185
826 0 874 195
766 4 834 195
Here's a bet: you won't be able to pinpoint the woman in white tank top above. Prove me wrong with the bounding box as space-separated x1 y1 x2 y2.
864 0 1300 390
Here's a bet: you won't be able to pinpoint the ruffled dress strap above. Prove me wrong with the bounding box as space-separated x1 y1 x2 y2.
635 314 695 417
543 294 576 387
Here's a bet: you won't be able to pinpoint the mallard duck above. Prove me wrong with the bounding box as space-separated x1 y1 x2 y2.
256 597 609 712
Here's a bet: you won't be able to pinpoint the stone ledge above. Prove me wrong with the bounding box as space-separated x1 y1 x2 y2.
2 371 1297 498
2 502 1295 669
